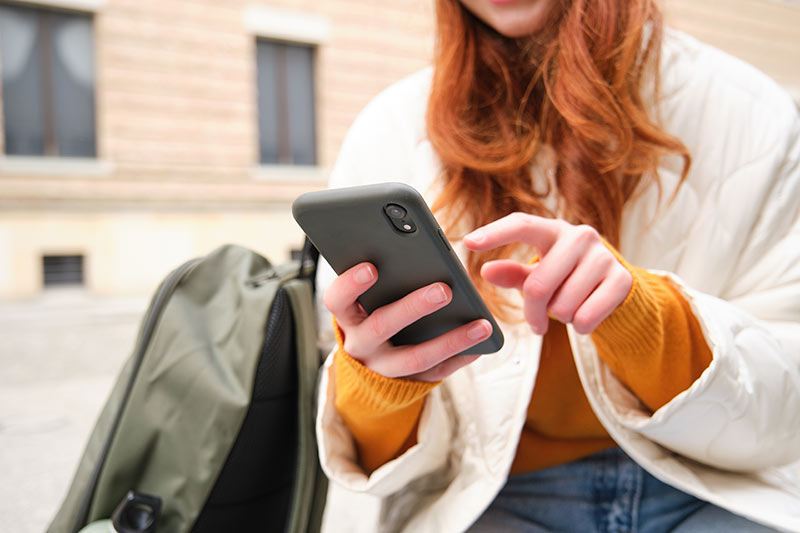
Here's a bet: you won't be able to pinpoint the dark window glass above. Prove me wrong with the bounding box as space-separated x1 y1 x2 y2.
0 5 45 155
0 3 96 157
256 40 281 164
256 39 316 165
285 44 316 165
43 254 84 286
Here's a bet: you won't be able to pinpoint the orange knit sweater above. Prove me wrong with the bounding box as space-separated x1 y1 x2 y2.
332 257 713 474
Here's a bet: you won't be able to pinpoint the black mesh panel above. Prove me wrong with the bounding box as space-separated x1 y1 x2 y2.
191 288 299 532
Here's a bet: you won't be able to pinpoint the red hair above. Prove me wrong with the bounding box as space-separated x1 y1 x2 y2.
427 0 690 319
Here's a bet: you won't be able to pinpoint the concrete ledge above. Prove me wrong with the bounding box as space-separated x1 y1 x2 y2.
0 157 114 177
250 164 328 183
243 5 332 44
0 175 327 210
8 0 106 12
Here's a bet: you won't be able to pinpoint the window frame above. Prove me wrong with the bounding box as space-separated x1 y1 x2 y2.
0 0 107 173
244 6 330 181
256 37 317 167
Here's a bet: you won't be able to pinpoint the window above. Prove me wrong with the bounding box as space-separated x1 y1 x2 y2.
0 2 96 157
256 39 316 166
42 254 84 286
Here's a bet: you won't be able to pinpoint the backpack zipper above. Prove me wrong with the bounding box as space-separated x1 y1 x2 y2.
72 256 203 532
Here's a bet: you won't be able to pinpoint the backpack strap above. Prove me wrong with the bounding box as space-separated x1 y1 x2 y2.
298 236 320 292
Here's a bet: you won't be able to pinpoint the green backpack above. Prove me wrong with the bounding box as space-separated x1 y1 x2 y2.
48 244 327 533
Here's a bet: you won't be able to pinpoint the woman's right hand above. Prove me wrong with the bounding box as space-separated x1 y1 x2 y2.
323 262 493 382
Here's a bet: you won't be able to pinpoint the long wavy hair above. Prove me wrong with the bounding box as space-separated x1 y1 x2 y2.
427 0 690 319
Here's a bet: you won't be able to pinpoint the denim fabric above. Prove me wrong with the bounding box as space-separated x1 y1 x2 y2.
469 447 776 532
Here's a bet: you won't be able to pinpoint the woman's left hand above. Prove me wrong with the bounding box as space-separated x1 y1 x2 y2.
464 213 633 335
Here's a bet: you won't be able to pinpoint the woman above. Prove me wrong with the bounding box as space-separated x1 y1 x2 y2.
314 0 800 531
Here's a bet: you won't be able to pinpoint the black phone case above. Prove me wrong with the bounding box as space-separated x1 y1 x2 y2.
292 182 504 355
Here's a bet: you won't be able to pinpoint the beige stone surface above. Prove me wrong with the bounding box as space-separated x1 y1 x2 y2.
0 293 144 533
0 0 796 299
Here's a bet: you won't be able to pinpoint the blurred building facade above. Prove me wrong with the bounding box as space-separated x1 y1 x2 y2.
0 0 435 298
0 0 797 300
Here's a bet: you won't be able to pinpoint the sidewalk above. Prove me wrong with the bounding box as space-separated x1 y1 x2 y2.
0 291 147 533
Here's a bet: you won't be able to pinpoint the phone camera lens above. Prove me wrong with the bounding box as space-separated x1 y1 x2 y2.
383 203 416 234
385 204 406 219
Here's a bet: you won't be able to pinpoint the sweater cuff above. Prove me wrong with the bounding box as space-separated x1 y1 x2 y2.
591 261 666 362
589 241 713 411
332 317 439 414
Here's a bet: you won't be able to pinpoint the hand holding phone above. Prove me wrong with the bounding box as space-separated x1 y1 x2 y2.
292 182 504 380
320 261 493 381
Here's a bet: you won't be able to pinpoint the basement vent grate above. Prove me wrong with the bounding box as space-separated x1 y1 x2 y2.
43 255 85 287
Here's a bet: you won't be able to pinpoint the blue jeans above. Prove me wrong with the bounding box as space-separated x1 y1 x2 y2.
469 447 776 532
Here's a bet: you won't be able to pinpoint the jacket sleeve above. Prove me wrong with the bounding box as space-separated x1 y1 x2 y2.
574 77 800 472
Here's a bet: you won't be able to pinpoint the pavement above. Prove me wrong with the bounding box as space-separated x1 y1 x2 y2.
0 290 148 533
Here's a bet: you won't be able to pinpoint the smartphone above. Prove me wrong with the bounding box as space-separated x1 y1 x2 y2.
292 182 504 355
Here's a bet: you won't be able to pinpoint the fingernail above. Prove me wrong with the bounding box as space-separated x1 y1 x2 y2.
466 230 485 244
354 265 374 284
426 284 448 304
467 322 490 340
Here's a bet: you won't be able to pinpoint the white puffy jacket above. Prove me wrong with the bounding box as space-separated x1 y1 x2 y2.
314 30 800 532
